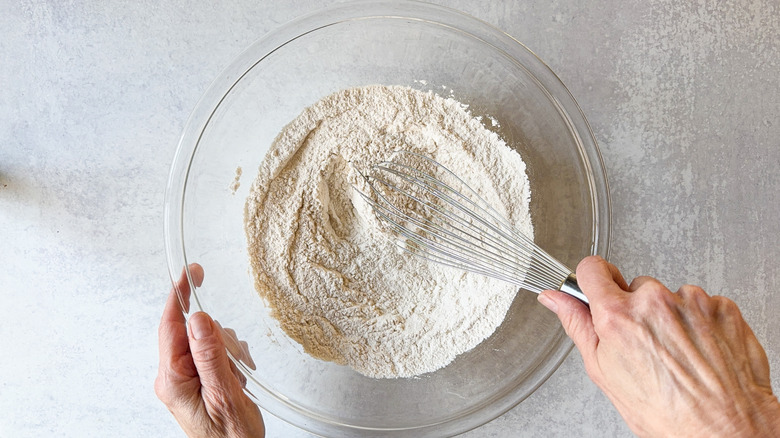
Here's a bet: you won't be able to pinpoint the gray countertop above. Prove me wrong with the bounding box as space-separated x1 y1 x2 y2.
2 1 778 436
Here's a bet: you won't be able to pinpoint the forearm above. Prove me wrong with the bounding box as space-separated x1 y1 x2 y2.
670 377 780 437
737 396 780 438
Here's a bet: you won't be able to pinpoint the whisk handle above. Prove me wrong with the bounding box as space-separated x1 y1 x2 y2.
559 274 589 304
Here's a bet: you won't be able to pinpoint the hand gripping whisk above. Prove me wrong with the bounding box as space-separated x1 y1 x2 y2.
355 151 588 304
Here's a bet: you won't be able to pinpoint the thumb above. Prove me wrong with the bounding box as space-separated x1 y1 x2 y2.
538 290 598 361
188 312 242 401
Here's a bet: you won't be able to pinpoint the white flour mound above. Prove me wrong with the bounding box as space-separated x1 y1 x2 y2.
244 85 533 378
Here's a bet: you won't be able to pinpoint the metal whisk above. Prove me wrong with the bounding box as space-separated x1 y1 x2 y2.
355 150 588 304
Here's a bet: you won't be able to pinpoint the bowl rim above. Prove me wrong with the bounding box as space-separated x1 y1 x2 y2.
164 1 611 436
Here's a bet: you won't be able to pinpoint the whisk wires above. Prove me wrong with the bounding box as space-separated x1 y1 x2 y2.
355 151 574 294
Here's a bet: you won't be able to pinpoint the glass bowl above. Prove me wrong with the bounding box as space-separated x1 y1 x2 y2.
164 1 610 436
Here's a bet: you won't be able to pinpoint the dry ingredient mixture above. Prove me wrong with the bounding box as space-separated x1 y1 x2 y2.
229 166 242 194
244 85 533 378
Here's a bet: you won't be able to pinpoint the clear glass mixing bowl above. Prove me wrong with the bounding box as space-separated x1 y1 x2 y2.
164 1 610 436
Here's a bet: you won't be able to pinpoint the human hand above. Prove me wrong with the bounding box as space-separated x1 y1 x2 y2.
538 256 780 437
155 264 265 438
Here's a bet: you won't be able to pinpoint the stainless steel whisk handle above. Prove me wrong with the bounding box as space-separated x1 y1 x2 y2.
559 274 589 305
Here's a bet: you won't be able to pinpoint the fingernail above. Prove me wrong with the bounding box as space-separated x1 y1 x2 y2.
189 312 213 340
537 292 559 314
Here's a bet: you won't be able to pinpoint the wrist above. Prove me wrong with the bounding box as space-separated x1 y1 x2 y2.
731 394 780 438
760 398 780 437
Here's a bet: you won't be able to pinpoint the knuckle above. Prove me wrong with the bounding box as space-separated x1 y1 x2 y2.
196 345 226 371
678 284 707 297
192 339 231 377
631 288 681 328
712 295 740 316
633 281 673 308
629 275 662 291
711 294 735 307
677 285 710 308
592 304 628 334
644 285 669 304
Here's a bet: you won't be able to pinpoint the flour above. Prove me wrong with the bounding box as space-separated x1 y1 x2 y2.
244 85 533 378
229 166 242 194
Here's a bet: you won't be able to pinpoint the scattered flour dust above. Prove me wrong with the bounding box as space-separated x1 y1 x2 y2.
244 85 533 378
229 166 242 194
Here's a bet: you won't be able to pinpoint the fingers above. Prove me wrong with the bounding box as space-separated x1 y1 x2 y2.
216 321 257 371
156 287 196 406
188 312 244 408
740 323 773 390
156 263 205 405
537 256 628 359
158 264 205 370
158 289 192 370
189 263 205 288
229 359 248 388
174 263 205 314
576 256 629 302
538 290 599 362
161 264 203 327
710 296 773 390
239 340 256 370
158 263 206 366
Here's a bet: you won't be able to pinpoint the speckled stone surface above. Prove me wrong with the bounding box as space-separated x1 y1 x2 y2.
1 1 778 437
